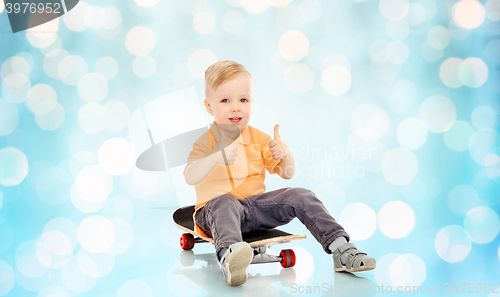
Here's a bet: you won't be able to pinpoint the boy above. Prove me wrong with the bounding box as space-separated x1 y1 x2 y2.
183 60 376 286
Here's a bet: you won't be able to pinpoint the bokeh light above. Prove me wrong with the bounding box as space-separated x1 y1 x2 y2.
78 215 115 253
427 26 450 50
443 120 475 151
77 247 115 278
382 148 418 185
321 65 351 96
458 57 488 87
63 1 93 32
26 18 59 49
15 240 49 278
125 26 156 56
464 206 500 244
36 230 74 268
452 0 485 29
440 57 464 88
351 104 389 141
397 118 428 149
26 84 58 115
379 0 409 21
0 260 15 296
103 100 131 132
98 138 136 175
61 259 98 292
419 95 456 133
469 128 500 166
386 19 410 40
278 30 309 61
389 254 426 287
435 225 471 263
1 73 31 103
58 55 89 85
0 147 29 186
35 102 65 131
78 103 108 134
378 201 415 239
78 73 109 103
447 185 480 215
339 203 377 241
241 0 269 14
471 106 497 129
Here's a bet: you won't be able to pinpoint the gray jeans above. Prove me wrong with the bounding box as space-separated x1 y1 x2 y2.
194 187 350 256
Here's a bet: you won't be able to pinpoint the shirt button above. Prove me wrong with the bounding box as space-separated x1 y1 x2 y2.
235 158 239 162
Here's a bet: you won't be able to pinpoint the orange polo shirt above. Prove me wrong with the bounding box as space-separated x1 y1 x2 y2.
183 122 281 239
184 122 281 209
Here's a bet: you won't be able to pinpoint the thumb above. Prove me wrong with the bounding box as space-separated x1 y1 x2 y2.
273 124 280 140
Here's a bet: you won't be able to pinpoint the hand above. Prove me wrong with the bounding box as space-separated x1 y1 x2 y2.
211 128 238 166
268 124 289 160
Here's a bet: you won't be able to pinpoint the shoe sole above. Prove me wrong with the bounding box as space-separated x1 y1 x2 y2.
226 243 253 286
334 265 376 272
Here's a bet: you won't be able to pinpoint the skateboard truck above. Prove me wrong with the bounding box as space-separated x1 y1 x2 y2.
251 246 296 268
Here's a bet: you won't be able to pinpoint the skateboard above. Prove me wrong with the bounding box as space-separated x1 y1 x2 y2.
173 205 306 268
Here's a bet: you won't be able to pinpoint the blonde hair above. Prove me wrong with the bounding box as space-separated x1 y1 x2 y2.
205 60 252 98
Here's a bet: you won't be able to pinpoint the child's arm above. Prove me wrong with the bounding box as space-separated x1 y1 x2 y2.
184 154 218 185
184 130 238 185
268 125 295 179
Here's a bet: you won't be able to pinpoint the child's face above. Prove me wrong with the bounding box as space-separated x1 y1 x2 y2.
204 73 253 130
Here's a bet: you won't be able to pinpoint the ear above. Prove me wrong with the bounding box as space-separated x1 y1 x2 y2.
204 99 213 116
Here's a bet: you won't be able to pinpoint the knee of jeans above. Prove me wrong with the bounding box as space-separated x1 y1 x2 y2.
284 187 320 205
286 187 316 198
209 194 240 210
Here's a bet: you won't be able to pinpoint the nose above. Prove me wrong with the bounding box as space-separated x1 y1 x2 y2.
231 102 240 113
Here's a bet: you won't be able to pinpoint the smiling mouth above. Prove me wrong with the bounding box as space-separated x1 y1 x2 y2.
229 117 242 123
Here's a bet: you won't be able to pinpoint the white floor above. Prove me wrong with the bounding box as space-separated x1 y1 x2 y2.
169 221 380 297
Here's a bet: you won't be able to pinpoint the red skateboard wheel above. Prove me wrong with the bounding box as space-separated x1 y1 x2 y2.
280 249 296 268
180 233 195 250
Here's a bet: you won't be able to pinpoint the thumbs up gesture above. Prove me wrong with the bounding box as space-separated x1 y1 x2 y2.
212 128 238 166
268 124 289 160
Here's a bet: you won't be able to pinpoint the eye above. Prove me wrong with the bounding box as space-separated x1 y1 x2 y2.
221 99 228 103
241 98 248 102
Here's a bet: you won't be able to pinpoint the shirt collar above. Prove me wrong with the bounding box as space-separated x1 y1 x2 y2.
209 121 250 145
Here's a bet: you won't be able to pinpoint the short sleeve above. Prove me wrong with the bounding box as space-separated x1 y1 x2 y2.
183 135 211 176
261 134 281 174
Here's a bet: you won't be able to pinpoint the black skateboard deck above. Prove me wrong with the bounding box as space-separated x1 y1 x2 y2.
173 205 306 248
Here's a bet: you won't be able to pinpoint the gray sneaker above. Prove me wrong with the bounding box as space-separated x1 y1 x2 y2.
219 242 253 286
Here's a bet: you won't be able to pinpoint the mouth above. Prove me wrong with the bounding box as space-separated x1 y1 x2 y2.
229 117 242 124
